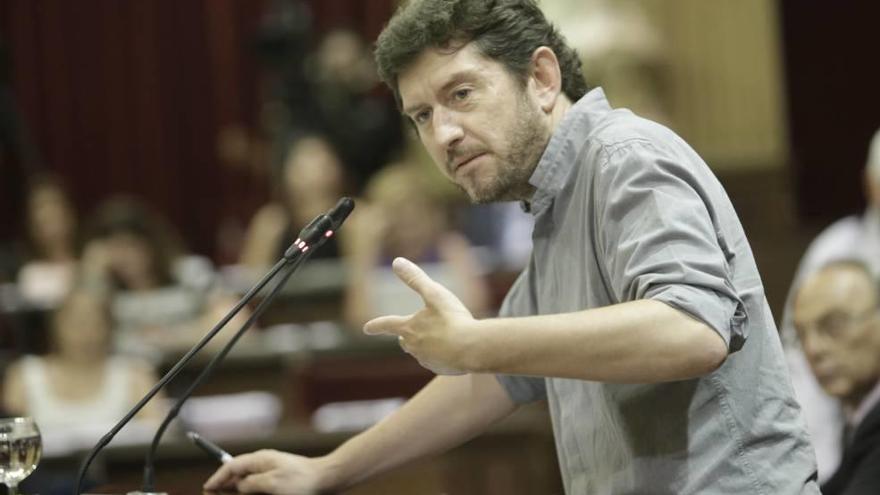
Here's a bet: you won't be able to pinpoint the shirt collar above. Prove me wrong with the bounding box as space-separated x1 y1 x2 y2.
522 87 613 216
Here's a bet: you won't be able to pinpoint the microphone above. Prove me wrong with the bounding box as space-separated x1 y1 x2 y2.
329 196 355 229
73 198 355 495
282 197 353 260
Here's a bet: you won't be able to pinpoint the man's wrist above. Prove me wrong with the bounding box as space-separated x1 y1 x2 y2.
458 318 494 373
314 453 348 492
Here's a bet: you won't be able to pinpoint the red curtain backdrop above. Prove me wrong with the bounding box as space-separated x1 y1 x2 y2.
0 0 395 259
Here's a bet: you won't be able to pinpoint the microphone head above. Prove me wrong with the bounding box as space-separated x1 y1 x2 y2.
329 197 355 228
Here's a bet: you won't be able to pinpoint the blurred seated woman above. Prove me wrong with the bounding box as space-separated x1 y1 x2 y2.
2 288 163 448
16 175 80 307
81 197 218 355
239 134 351 269
343 162 489 328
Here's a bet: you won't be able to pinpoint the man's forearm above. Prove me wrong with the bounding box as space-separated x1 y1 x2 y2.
464 299 728 383
321 373 517 489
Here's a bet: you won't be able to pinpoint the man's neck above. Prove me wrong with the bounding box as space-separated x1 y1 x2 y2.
548 95 574 134
846 378 880 428
512 94 576 205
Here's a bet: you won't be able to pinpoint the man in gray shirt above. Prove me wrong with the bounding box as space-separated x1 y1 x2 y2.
205 1 818 493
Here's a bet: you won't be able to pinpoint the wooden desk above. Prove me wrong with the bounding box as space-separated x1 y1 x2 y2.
80 405 559 495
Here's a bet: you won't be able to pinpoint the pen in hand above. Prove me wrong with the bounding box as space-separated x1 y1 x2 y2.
187 431 233 464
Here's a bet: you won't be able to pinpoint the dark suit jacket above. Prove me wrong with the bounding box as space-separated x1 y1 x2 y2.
822 398 880 495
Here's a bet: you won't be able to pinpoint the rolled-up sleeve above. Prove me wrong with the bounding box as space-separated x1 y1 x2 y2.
595 141 748 352
494 267 548 403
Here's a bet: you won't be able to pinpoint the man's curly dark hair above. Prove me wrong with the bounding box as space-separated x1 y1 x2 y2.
374 0 588 108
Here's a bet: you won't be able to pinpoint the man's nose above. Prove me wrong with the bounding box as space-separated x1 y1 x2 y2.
433 108 464 149
802 330 830 361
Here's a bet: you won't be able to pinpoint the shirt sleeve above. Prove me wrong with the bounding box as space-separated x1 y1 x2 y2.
595 140 748 352
493 265 548 403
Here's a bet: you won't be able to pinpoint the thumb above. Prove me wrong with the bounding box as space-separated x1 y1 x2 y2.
392 257 441 305
363 314 408 335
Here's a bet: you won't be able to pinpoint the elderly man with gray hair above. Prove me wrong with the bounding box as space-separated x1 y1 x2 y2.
792 260 880 494
782 127 880 481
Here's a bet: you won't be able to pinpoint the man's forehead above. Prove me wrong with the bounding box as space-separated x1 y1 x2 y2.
795 267 877 317
398 43 493 109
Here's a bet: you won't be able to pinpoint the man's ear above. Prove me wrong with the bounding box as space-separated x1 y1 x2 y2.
529 46 563 113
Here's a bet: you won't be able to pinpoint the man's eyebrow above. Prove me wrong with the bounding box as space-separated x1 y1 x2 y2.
403 102 429 118
795 308 842 329
438 70 477 95
402 70 479 117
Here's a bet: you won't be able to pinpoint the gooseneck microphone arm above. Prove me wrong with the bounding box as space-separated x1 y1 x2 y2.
140 243 309 493
140 202 350 492
142 199 355 492
73 198 354 495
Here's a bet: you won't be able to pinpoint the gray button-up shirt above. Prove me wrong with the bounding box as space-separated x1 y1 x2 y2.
497 88 818 494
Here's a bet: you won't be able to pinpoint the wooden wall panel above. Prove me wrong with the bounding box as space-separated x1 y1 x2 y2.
644 0 788 170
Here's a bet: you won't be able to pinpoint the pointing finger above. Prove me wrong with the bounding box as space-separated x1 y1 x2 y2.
391 257 442 305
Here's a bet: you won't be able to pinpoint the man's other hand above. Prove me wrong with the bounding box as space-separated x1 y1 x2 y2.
203 449 334 494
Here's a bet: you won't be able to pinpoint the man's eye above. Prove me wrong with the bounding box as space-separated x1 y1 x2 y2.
454 88 471 101
414 110 431 125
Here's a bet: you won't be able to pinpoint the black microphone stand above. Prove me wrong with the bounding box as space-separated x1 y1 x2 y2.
73 198 352 494
138 235 314 493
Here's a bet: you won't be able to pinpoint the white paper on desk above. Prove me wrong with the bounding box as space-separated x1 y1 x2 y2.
311 397 405 433
179 391 282 441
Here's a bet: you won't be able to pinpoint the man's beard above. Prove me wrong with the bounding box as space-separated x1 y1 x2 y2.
460 95 549 204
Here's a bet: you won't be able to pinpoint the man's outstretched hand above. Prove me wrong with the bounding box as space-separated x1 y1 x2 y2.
363 257 479 375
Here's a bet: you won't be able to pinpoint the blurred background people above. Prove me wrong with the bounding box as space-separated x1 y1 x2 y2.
305 28 403 189
791 261 880 494
2 288 163 429
781 128 880 481
343 162 489 328
81 197 217 356
250 8 403 195
16 174 80 308
239 134 351 270
2 288 163 493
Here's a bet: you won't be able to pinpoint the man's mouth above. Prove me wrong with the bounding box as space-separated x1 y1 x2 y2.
452 152 487 173
812 364 840 385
